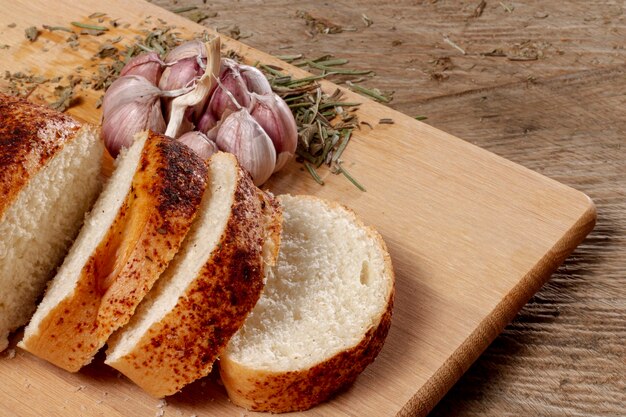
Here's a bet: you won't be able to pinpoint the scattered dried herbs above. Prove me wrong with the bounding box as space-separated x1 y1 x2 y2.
171 6 198 14
361 14 373 27
42 25 73 33
71 22 109 32
25 26 40 42
473 0 487 18
345 81 393 103
96 43 118 58
296 10 343 35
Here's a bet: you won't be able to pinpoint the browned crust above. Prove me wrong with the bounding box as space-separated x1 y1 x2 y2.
21 132 207 372
0 93 81 218
106 154 282 398
219 194 396 413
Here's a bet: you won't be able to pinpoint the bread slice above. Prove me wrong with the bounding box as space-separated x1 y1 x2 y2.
19 131 208 371
0 94 103 352
105 152 282 398
219 195 395 413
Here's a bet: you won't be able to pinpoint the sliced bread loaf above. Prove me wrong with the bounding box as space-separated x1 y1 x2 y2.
0 94 103 352
105 152 282 398
19 131 208 371
219 194 395 413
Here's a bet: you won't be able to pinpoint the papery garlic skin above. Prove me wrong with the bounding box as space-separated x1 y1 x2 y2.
102 75 166 157
216 109 277 186
160 40 211 123
120 52 164 86
207 60 253 123
159 40 207 91
196 108 219 134
238 63 272 95
178 131 218 161
249 93 298 172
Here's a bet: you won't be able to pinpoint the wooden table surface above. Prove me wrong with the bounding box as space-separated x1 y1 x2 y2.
144 0 626 415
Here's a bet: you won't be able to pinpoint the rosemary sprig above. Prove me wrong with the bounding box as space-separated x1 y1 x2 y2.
171 6 198 13
335 163 366 192
345 81 393 103
70 22 109 32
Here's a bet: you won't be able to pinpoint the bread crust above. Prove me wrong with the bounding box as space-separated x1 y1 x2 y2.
20 132 207 371
0 93 81 219
219 194 395 413
105 153 282 398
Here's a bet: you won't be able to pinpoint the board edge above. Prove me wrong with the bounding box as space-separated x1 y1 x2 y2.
396 192 597 417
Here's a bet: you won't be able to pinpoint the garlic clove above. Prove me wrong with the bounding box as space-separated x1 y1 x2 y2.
196 107 219 133
249 93 298 172
101 75 166 157
177 131 218 161
216 108 277 186
159 57 204 92
239 63 272 95
165 37 221 139
208 62 253 120
120 52 164 86
160 40 210 121
163 39 206 64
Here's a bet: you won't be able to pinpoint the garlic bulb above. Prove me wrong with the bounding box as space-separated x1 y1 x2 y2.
102 75 193 157
120 52 164 86
249 93 298 172
178 131 218 161
102 75 166 157
215 108 276 186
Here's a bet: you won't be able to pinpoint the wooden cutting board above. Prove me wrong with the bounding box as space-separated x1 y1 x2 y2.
0 1 596 416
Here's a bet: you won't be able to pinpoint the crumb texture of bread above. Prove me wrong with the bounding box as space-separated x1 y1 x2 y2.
105 152 281 398
220 194 395 413
19 132 207 371
0 94 103 351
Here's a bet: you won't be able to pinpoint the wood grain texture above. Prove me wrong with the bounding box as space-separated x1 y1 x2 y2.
0 0 611 416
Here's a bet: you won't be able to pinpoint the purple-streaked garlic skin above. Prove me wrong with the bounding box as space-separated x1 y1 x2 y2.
207 61 253 120
196 106 219 133
160 40 212 122
250 93 298 172
159 58 204 92
177 130 218 161
237 62 273 95
164 40 206 64
160 40 207 91
215 108 277 186
101 75 166 157
119 52 164 86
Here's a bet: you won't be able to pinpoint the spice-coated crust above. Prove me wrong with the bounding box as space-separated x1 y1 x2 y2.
219 195 395 413
105 153 282 398
0 93 81 219
20 132 208 372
